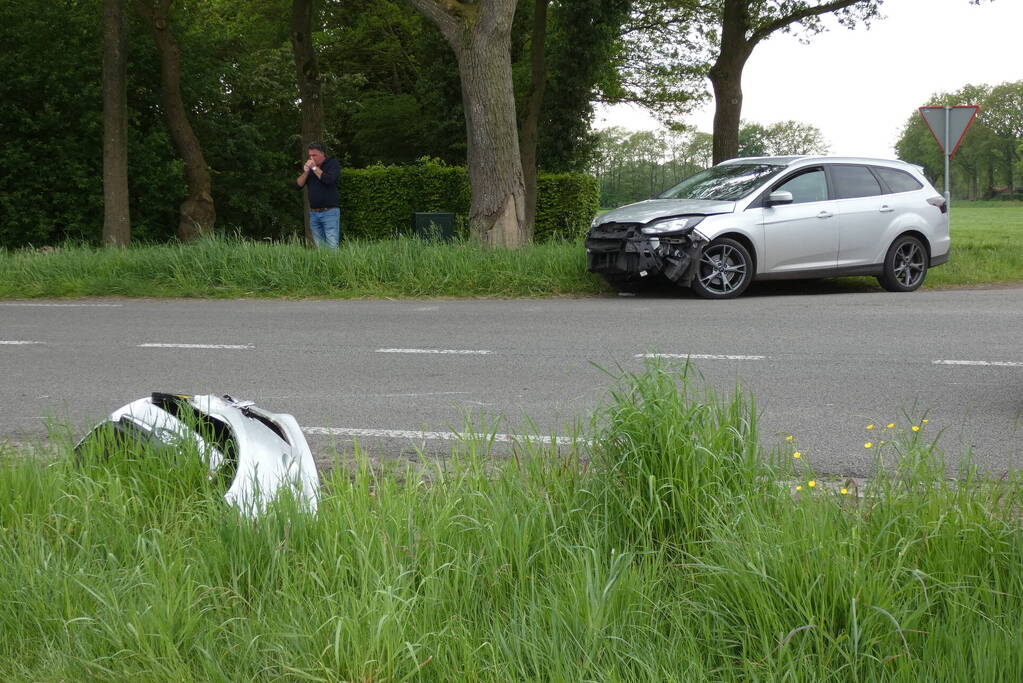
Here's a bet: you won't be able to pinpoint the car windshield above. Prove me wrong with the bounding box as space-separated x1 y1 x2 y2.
657 163 784 201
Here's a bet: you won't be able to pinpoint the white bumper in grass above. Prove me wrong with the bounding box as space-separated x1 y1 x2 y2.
78 393 320 516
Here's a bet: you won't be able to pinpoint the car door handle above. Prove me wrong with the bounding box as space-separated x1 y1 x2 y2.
817 211 834 219
880 205 894 213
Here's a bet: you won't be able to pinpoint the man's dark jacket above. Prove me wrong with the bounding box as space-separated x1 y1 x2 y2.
296 158 340 209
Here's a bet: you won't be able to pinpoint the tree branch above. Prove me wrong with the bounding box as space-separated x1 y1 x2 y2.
749 0 867 46
405 0 461 39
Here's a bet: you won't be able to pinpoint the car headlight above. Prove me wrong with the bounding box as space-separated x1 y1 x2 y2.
591 214 603 228
640 216 704 235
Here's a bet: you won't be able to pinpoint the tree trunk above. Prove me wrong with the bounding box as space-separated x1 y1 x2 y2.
518 0 549 241
140 0 215 241
291 0 324 247
409 0 527 248
709 0 753 165
102 0 130 246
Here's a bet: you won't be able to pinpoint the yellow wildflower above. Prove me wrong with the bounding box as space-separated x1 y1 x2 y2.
796 485 803 491
808 480 816 488
793 452 802 459
866 424 875 430
786 435 794 441
840 488 849 495
865 442 873 449
887 423 895 429
922 419 929 424
912 425 921 432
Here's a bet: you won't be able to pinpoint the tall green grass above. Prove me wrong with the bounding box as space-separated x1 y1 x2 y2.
927 202 1023 287
2 363 1022 680
0 202 1019 299
0 235 601 299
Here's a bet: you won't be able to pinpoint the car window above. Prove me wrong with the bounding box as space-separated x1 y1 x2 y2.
874 167 923 194
831 165 882 199
774 168 827 204
657 163 784 201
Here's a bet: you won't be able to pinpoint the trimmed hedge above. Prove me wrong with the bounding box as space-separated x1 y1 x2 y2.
340 160 599 242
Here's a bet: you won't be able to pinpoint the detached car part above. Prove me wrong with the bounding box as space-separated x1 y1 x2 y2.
75 393 320 515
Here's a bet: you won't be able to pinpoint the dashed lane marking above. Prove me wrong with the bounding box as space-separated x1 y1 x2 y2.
933 359 1023 368
303 426 578 446
137 343 254 350
0 302 123 307
635 353 766 361
376 348 492 355
0 340 44 345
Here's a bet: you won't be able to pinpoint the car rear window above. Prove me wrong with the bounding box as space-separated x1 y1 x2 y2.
874 167 924 194
831 165 883 199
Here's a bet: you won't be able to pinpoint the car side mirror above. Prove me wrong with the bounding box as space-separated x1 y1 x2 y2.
767 191 794 206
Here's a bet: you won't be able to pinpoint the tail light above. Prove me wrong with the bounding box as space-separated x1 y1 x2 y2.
926 196 947 214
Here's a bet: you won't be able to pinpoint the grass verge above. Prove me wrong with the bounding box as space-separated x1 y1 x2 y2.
0 202 1019 299
2 363 1022 680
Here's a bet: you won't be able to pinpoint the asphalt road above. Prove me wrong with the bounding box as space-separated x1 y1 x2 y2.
1 284 1021 475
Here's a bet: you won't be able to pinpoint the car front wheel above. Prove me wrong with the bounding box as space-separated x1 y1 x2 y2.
878 235 927 292
691 238 753 299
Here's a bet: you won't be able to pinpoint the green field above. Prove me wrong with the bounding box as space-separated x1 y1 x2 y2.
2 364 1021 680
0 202 1019 300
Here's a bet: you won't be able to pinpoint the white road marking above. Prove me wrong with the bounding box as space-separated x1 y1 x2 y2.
0 302 123 308
375 391 471 398
0 340 44 345
376 348 492 355
933 359 1023 368
635 353 765 361
304 426 578 446
138 343 254 350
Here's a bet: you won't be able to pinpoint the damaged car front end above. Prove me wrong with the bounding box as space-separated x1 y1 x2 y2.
75 393 320 516
585 214 711 290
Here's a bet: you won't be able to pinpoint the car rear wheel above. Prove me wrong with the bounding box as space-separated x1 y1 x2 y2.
878 235 927 292
691 238 753 299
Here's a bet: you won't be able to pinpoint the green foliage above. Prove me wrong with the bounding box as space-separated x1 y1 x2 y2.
0 0 182 247
536 0 635 172
739 119 829 157
534 173 600 242
592 127 712 207
341 160 597 242
895 81 1023 199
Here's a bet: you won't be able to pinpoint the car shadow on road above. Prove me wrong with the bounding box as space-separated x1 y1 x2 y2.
609 277 884 299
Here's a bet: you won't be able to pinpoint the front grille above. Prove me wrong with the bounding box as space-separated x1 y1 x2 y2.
590 222 641 239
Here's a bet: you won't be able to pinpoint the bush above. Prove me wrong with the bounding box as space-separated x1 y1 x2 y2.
341 159 598 242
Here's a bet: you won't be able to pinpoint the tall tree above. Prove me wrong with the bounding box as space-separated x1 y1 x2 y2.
291 0 324 246
407 0 527 247
624 0 995 164
138 0 216 241
518 0 549 237
706 0 880 163
981 81 1023 193
102 0 130 246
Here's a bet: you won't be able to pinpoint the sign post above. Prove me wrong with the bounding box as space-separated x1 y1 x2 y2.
919 105 980 212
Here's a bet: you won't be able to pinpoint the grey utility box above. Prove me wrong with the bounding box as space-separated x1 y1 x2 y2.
411 212 455 241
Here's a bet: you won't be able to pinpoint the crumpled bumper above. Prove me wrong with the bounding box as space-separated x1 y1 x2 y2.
75 393 320 516
585 223 704 284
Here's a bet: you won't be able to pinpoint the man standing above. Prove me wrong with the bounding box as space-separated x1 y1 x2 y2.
295 142 341 248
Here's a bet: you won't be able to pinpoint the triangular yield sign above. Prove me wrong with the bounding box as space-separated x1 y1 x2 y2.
919 106 980 159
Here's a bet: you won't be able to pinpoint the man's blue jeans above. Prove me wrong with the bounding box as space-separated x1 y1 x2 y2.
310 208 341 249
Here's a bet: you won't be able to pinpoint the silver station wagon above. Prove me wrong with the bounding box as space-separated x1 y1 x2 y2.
585 156 950 299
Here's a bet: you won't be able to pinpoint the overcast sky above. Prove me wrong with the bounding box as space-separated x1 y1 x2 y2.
596 0 1021 159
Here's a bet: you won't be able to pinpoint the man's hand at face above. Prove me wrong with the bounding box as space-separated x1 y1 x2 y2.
303 158 315 172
